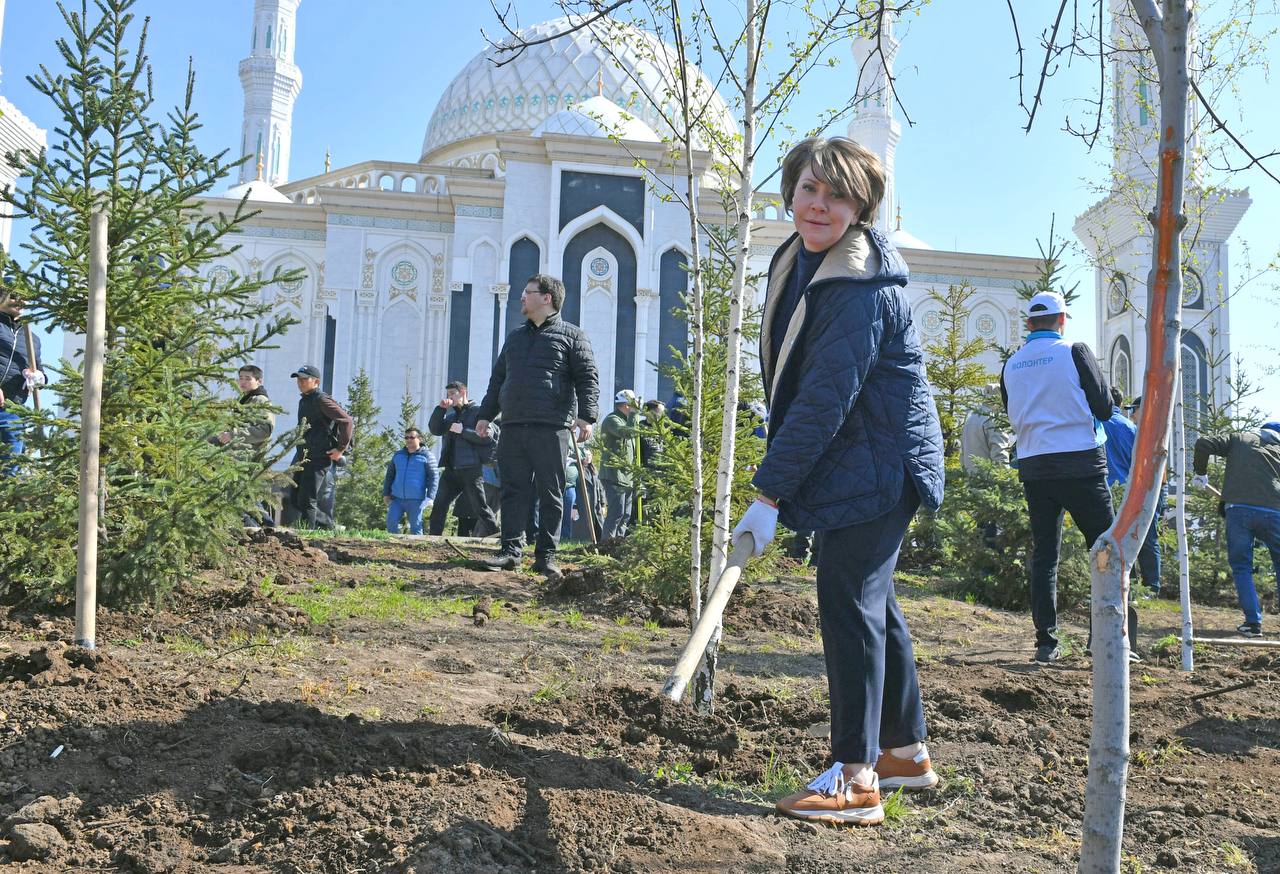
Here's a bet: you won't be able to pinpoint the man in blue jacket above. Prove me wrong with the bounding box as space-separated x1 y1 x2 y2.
383 427 439 534
1101 388 1163 596
1002 291 1115 664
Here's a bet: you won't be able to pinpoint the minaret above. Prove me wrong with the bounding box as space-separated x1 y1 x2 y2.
1074 0 1248 418
0 0 49 251
847 15 900 233
237 0 302 186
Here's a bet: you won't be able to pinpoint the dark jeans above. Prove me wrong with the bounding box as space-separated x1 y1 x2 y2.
283 463 336 529
0 408 25 475
1024 475 1114 648
816 481 926 764
497 425 571 557
602 479 633 539
1226 506 1280 626
429 466 497 536
1133 485 1166 594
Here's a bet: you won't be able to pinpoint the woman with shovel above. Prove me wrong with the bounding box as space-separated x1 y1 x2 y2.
731 136 946 826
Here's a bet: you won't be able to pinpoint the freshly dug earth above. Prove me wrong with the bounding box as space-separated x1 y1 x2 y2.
1 531 1277 873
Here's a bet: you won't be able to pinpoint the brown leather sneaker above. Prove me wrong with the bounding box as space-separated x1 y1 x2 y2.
875 745 939 790
775 764 884 826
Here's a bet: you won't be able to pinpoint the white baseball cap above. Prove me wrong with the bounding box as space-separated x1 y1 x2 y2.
614 389 639 406
1026 291 1068 317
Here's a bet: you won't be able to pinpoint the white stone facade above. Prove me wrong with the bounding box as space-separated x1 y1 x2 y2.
193 13 1038 450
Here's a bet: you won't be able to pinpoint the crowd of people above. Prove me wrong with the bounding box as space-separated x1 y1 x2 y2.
3 134 1277 832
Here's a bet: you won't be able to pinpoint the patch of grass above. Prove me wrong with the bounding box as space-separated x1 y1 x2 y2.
419 702 443 718
1057 632 1085 660
755 750 806 799
359 706 383 720
937 764 975 797
165 634 209 655
1136 596 1181 613
531 676 573 703
601 628 645 653
1132 736 1189 770
880 787 910 826
1139 672 1163 687
760 633 811 654
1219 841 1252 870
562 609 591 630
113 637 144 649
280 576 477 626
516 604 547 626
295 527 393 541
653 760 696 785
642 619 661 634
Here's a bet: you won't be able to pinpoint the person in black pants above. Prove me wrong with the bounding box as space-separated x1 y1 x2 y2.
476 274 599 579
282 364 353 529
1001 292 1117 664
733 137 947 826
427 380 499 536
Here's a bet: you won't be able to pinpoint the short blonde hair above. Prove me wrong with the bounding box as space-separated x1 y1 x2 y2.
780 136 885 229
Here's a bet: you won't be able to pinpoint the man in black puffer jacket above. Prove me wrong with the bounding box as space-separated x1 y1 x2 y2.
477 274 599 578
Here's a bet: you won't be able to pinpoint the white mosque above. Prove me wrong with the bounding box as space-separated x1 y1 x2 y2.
1074 0 1248 424
184 1 1233 440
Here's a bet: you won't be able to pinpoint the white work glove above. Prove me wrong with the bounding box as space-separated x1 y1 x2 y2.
732 498 778 556
1191 474 1209 490
22 369 45 390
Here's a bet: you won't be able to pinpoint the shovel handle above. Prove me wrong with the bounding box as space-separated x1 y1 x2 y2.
662 533 755 702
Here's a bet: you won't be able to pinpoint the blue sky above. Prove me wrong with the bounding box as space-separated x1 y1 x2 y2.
4 1 1277 415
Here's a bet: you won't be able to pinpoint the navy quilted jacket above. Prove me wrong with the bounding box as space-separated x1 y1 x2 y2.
752 226 945 531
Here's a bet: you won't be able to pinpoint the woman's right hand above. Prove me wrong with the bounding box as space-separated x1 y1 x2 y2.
732 498 778 556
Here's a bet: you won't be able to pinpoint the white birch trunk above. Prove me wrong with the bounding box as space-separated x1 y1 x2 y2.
1079 2 1189 869
669 0 707 626
692 0 758 713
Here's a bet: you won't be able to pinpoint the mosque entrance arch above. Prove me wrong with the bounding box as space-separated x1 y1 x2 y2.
561 223 637 395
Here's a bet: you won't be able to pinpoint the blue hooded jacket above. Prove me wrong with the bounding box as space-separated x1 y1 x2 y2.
383 447 439 502
753 226 945 531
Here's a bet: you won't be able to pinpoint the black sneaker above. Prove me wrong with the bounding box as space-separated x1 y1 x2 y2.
483 550 520 571
531 555 562 580
1034 645 1062 664
1236 622 1262 638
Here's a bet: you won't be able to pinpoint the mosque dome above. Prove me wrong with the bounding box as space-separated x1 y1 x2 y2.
531 94 660 142
421 17 737 164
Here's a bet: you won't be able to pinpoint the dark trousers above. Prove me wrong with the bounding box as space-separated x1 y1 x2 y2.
817 482 926 764
1135 485 1166 593
497 425 571 556
602 479 633 539
429 466 497 536
1024 475 1114 648
284 462 335 529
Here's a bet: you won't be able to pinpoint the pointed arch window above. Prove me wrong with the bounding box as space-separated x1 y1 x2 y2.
271 130 282 178
280 28 287 58
266 24 273 50
1110 335 1132 400
1180 331 1209 435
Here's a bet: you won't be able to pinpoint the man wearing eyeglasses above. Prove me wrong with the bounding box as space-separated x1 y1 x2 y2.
476 274 599 579
383 428 439 535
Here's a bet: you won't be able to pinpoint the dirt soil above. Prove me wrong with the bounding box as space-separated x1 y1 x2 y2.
1 530 1278 873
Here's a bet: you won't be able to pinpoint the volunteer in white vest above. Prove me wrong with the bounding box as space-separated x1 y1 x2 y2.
1001 291 1114 663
